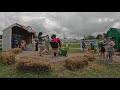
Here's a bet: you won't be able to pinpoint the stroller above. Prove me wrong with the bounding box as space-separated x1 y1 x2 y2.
59 48 68 57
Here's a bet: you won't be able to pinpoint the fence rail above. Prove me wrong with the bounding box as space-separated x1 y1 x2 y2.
0 39 2 50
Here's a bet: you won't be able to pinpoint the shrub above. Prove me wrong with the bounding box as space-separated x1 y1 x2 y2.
8 48 22 54
16 56 52 71
1 52 15 65
65 56 88 70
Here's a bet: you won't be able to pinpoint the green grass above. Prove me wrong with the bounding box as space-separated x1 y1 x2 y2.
68 49 80 53
0 58 120 78
62 43 80 48
62 43 98 49
0 44 120 78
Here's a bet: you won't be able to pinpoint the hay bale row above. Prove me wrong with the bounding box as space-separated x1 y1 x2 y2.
0 48 22 65
16 56 52 71
65 56 88 70
8 48 22 54
1 52 15 65
84 54 95 61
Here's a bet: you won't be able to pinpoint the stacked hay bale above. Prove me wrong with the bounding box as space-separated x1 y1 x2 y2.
1 48 22 65
1 52 15 64
65 56 89 70
16 56 52 71
84 50 95 61
8 48 22 54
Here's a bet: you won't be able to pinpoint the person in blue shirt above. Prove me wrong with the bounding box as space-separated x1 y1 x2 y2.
81 39 86 52
90 41 94 50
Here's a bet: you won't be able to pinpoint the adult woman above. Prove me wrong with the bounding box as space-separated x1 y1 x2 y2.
105 37 115 64
38 32 47 56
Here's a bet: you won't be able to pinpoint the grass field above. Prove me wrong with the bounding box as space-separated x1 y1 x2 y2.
0 43 120 78
0 57 120 78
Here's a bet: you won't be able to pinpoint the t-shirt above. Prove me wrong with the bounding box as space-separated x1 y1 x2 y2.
107 41 115 48
98 41 104 48
38 35 45 44
50 38 61 48
81 41 85 46
106 40 115 52
90 42 94 47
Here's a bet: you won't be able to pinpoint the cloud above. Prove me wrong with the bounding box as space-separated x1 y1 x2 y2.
0 12 120 38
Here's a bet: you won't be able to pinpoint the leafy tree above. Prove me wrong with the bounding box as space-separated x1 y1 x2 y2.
96 34 102 40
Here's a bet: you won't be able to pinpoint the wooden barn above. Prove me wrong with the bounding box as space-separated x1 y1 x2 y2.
106 27 120 51
2 23 36 51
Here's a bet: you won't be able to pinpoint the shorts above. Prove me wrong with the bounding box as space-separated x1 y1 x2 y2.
38 43 43 47
100 47 105 53
82 45 85 48
44 42 49 48
91 46 94 50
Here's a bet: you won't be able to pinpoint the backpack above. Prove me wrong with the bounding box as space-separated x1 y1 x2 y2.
50 39 59 48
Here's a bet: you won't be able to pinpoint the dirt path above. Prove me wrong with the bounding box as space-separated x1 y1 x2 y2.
15 51 120 63
15 51 85 62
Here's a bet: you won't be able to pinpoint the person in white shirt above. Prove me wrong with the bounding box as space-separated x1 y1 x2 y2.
105 37 115 64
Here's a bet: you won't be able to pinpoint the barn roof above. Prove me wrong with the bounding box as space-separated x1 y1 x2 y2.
108 27 120 34
15 23 36 34
3 23 36 34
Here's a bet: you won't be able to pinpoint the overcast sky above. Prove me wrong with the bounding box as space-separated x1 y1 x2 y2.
0 12 120 39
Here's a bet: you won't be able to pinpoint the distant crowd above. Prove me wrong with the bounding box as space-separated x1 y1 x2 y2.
12 31 118 64
80 37 116 64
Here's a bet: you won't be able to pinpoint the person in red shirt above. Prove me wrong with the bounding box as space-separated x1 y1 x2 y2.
50 34 61 58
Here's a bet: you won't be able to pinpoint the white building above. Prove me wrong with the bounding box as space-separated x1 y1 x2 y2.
2 23 36 51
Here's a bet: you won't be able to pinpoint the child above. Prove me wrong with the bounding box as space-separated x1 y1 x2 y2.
50 34 61 58
44 35 50 54
100 41 105 61
20 39 26 51
81 39 86 52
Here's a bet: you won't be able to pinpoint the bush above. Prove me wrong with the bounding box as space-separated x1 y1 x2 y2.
16 56 52 71
8 48 22 54
1 52 15 65
65 56 88 70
